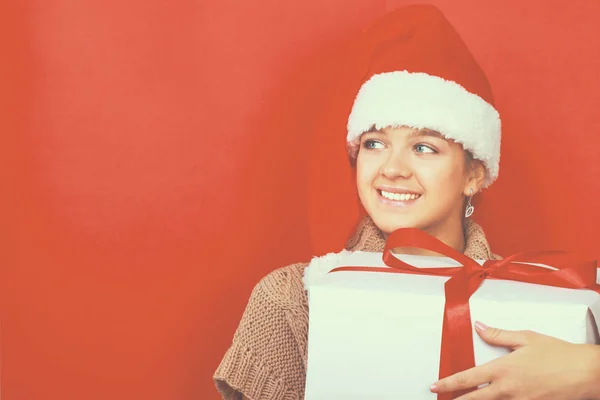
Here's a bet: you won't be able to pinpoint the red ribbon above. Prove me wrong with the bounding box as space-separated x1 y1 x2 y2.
330 228 600 400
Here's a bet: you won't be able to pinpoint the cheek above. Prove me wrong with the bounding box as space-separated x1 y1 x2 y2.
417 157 467 196
355 154 380 196
356 154 379 182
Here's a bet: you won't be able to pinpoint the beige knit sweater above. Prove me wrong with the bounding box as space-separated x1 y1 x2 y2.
213 217 496 400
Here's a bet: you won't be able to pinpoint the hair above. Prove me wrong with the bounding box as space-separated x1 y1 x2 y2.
347 140 360 167
464 148 484 176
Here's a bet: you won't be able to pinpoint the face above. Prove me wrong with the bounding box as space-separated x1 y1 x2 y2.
356 126 483 237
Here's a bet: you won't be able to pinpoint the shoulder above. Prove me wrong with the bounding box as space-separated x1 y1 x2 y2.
251 262 309 311
227 261 311 347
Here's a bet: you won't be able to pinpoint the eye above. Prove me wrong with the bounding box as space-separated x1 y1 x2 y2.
414 143 437 154
362 139 385 150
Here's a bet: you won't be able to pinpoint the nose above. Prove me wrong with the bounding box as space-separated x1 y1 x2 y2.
380 149 412 179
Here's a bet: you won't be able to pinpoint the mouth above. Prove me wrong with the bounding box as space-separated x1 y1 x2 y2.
377 189 422 206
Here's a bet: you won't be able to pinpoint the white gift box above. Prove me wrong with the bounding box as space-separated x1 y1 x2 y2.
303 251 600 400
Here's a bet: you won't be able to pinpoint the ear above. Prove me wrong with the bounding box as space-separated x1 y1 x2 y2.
464 160 486 196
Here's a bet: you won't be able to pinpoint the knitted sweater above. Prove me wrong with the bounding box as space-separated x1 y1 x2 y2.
213 217 496 400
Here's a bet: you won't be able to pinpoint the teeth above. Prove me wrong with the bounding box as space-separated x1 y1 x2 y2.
380 191 420 201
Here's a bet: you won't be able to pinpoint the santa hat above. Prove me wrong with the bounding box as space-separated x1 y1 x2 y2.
346 4 501 186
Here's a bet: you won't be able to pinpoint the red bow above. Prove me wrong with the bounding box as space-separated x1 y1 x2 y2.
331 228 600 400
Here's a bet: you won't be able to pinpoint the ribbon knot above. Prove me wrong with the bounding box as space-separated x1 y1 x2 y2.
474 259 507 280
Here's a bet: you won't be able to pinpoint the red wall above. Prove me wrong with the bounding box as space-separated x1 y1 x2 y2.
1 1 599 399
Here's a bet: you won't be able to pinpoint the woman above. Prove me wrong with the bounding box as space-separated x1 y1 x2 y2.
214 4 600 400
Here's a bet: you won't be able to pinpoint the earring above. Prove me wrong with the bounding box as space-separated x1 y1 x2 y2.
465 189 475 218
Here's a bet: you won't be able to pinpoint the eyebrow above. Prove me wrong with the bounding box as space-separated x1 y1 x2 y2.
366 127 445 139
409 129 445 139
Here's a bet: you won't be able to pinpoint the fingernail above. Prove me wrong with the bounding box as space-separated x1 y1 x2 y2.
429 384 438 392
475 321 488 331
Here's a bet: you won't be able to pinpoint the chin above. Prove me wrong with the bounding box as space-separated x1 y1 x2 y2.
371 214 424 234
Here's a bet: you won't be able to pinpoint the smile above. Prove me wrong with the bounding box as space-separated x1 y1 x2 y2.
377 189 422 207
380 191 421 201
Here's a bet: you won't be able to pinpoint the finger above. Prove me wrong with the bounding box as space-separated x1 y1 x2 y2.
475 321 529 350
431 363 495 393
453 384 497 400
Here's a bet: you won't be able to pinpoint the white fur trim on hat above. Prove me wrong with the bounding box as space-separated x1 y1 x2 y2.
347 71 501 186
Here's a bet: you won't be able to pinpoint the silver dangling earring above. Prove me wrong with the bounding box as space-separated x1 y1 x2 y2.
465 189 475 218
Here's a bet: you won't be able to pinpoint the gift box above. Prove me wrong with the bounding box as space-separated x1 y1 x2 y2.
303 229 600 400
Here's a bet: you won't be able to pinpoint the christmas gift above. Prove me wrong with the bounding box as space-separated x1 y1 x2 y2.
303 229 600 400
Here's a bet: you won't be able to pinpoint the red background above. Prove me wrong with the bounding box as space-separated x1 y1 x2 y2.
1 0 599 399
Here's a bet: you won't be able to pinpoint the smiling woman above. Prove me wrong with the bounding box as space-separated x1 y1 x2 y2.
213 4 501 399
213 4 600 400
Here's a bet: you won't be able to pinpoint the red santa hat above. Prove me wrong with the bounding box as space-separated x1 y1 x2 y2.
346 4 501 186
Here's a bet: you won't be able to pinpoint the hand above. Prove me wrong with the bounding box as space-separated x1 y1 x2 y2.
430 322 600 400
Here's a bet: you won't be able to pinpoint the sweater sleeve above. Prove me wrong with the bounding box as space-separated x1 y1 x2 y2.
213 265 307 400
